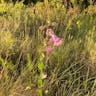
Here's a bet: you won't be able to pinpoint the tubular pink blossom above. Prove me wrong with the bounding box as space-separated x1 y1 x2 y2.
47 38 54 46
46 29 54 37
45 29 62 53
45 47 53 53
51 34 62 46
54 39 62 46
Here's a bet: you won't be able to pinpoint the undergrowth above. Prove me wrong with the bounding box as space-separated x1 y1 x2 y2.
0 1 96 96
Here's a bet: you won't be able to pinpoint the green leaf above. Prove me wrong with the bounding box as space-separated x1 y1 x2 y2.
38 62 44 72
38 89 43 96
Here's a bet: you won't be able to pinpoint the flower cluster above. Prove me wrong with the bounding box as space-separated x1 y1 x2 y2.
45 29 62 53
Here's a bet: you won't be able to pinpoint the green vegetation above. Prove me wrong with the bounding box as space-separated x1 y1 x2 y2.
0 1 96 96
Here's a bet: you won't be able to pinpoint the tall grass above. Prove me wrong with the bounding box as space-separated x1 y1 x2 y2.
0 1 96 96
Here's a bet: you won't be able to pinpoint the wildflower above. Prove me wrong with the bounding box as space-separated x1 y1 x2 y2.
47 38 54 46
46 29 54 37
51 34 62 46
47 35 62 46
45 28 62 53
45 47 53 53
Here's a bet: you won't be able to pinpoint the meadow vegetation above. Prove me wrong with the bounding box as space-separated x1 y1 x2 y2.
0 1 96 96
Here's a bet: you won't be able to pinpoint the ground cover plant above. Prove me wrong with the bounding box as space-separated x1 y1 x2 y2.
0 1 96 96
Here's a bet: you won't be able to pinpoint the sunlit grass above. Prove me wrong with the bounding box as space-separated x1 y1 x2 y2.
0 2 96 96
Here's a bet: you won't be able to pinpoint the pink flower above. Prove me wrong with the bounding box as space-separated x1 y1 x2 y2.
50 34 62 46
47 38 54 46
46 29 54 37
54 39 62 46
45 28 62 53
45 47 53 53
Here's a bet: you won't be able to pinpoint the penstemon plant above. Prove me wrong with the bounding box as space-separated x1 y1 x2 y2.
37 28 62 96
37 50 45 96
